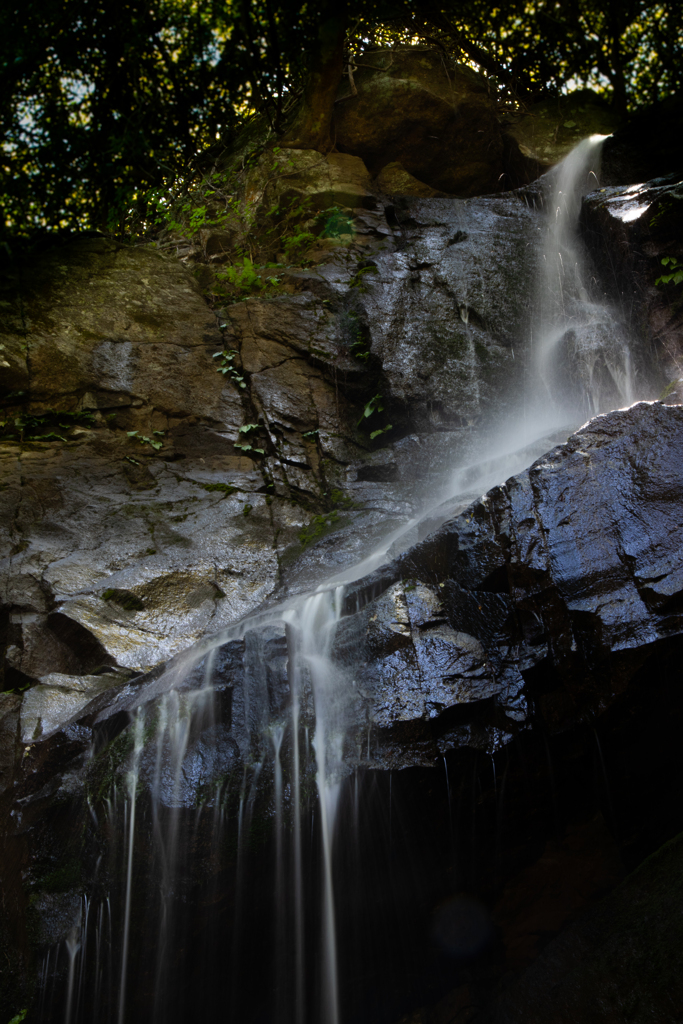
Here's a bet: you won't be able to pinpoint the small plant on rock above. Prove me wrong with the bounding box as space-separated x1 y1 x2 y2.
319 205 355 240
656 256 683 287
0 408 95 443
358 394 392 442
127 430 164 451
234 423 265 455
215 256 281 297
213 349 247 388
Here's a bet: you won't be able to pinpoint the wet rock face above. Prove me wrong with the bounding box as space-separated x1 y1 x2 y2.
582 176 683 400
0 186 547 677
358 194 537 430
334 402 683 765
48 400 682 779
2 401 683 1023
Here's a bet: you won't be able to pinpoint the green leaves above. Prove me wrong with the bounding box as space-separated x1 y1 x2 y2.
213 349 247 388
234 444 265 454
319 205 355 239
358 392 392 442
214 257 283 301
3 0 683 237
234 423 265 455
655 256 683 287
126 430 164 451
370 424 393 440
1 0 249 236
350 339 370 362
0 407 94 442
358 394 384 425
217 256 263 293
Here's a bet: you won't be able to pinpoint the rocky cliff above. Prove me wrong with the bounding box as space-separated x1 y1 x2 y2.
1 67 683 1024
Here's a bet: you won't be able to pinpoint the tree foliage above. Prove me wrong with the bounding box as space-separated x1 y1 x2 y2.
2 0 681 238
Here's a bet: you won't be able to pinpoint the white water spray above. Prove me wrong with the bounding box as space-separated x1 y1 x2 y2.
535 135 634 416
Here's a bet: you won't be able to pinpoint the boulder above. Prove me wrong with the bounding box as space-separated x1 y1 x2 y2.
373 161 448 198
19 671 124 743
245 148 373 211
333 49 507 196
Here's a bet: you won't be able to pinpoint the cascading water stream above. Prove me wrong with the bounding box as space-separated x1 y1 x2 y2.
40 136 648 1024
534 135 634 417
283 586 347 1024
118 711 144 1024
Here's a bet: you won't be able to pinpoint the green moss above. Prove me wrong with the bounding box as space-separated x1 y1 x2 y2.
201 482 237 495
84 727 134 802
101 588 145 611
34 858 82 894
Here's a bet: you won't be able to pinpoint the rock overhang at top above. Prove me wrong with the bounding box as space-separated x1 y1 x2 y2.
328 49 621 198
333 49 507 196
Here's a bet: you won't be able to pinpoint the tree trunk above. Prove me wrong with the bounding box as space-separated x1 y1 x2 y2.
280 5 346 152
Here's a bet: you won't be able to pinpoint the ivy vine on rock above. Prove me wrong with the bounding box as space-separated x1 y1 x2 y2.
0 408 95 443
655 256 683 287
127 430 164 451
234 423 265 455
357 393 392 443
213 349 247 388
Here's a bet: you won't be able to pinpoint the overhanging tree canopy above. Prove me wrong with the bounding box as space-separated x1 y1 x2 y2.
2 0 681 237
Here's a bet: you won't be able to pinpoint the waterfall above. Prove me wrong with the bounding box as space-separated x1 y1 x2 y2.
534 135 634 418
38 137 647 1024
118 711 144 1024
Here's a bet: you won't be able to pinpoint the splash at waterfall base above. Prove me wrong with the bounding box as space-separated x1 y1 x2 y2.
2 136 683 1023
